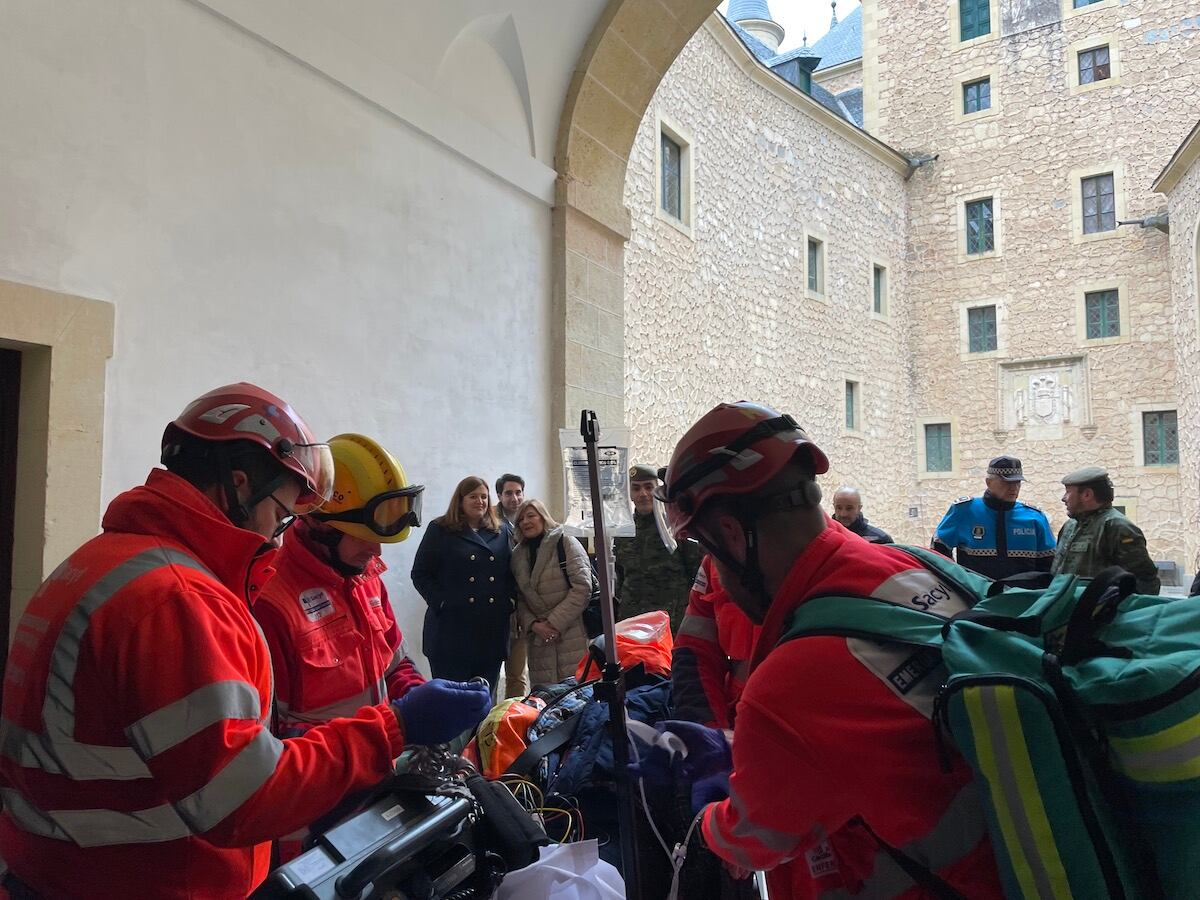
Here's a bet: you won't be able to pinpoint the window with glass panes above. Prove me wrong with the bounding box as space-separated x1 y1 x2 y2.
925 424 953 472
968 305 997 352
660 131 682 220
1085 289 1120 339
959 0 990 40
807 238 824 293
1142 411 1178 466
1078 45 1111 84
1081 173 1115 234
873 265 886 313
1073 0 1102 6
963 77 991 114
845 381 859 430
965 198 994 254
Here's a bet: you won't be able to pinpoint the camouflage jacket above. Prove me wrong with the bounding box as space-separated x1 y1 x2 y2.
614 512 702 631
1051 506 1161 595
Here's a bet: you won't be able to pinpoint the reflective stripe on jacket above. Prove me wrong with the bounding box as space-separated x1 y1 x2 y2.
0 469 404 900
254 521 424 735
701 519 1004 900
672 555 759 729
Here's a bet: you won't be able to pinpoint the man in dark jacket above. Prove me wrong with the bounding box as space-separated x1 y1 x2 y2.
831 487 893 543
614 464 702 630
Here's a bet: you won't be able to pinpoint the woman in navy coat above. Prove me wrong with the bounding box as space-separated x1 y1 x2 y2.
412 475 516 690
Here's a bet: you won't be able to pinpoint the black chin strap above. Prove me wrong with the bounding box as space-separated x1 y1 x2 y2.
305 522 366 578
693 480 824 616
213 445 290 530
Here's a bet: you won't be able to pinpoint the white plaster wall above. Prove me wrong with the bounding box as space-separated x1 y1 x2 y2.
624 25 919 542
0 0 556 667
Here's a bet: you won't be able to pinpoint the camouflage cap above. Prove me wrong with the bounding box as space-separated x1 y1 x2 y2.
629 464 660 483
1062 466 1109 486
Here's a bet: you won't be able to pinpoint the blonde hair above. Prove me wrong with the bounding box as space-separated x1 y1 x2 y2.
513 498 558 543
438 475 501 533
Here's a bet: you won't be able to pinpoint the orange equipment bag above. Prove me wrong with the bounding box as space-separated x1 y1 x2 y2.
575 610 673 681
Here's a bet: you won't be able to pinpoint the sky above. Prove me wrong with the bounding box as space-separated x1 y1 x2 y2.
717 0 860 53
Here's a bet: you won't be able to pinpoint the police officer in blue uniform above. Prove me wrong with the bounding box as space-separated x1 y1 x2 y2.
932 455 1056 580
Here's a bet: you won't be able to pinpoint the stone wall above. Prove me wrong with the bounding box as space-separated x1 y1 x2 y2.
1163 152 1200 572
813 62 863 97
872 0 1198 569
623 23 920 541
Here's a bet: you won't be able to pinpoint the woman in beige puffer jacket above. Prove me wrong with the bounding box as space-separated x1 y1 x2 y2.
510 499 592 689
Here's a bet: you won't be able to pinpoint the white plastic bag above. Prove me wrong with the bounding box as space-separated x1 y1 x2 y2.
495 839 625 899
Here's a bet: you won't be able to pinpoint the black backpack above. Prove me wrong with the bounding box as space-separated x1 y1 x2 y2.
554 537 607 639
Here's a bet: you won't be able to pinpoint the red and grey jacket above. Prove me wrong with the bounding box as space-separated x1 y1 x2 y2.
0 469 405 900
254 521 425 737
701 519 1004 900
672 556 759 729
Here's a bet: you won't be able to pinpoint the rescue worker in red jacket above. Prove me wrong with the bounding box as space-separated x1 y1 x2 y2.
0 384 492 900
255 433 428 861
256 433 426 739
656 402 1003 900
671 555 759 729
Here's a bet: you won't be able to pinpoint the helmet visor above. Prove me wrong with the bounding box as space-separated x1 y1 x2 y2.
287 442 335 514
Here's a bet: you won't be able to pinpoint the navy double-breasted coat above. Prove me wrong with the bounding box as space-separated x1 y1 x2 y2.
411 519 516 685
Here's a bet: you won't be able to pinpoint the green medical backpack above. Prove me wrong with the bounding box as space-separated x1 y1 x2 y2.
780 545 1200 900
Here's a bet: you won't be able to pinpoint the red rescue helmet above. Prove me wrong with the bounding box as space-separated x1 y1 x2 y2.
162 382 334 513
658 401 829 540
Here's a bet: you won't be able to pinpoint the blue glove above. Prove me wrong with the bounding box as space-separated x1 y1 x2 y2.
392 678 492 746
691 770 731 815
628 720 731 785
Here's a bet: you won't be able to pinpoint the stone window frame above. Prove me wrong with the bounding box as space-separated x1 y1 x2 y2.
918 416 960 479
1061 0 1118 20
1129 402 1180 473
804 227 829 302
955 189 1003 262
957 296 1006 360
843 376 865 437
1067 33 1122 96
949 0 999 51
1068 161 1127 245
953 66 1000 124
654 111 695 239
870 256 890 320
1074 276 1130 347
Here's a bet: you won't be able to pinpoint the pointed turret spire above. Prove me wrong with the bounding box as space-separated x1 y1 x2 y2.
831 0 839 27
727 0 785 52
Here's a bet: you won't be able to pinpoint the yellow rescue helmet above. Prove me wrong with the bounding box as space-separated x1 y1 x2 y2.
312 433 424 544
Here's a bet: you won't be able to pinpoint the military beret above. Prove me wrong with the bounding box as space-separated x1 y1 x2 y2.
1062 466 1109 485
629 464 660 483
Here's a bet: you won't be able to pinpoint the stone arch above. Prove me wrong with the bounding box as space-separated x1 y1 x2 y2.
550 0 720 454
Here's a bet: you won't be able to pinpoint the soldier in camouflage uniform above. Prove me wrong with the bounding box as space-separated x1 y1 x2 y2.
1051 466 1160 594
614 464 702 631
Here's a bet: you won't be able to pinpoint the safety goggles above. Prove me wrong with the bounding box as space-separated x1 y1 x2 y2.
313 484 425 537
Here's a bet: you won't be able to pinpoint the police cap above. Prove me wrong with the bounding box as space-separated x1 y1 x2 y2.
629 464 660 483
1062 466 1108 486
987 455 1025 482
